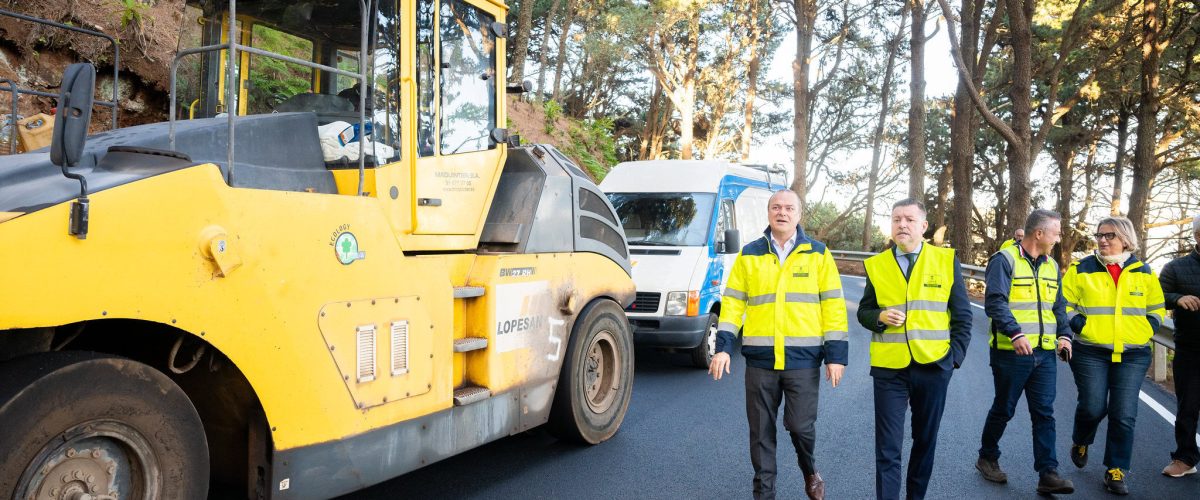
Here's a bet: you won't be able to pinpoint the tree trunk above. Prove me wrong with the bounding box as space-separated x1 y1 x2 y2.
949 0 983 262
908 0 927 200
535 0 562 99
740 0 765 162
863 9 907 251
640 79 663 159
740 53 760 161
679 82 696 159
1128 0 1168 250
1054 149 1075 268
791 0 817 209
509 0 536 83
1112 105 1130 214
551 1 577 102
1003 0 1034 236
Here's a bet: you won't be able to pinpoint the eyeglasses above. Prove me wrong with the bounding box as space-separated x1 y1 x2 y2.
1093 232 1118 241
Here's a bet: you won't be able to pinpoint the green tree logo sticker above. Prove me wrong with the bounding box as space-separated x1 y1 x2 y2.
334 232 365 265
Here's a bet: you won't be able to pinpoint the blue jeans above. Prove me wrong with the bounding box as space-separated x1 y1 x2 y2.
1069 343 1151 470
979 348 1059 473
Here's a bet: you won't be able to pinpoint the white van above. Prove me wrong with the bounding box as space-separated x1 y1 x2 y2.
600 160 787 367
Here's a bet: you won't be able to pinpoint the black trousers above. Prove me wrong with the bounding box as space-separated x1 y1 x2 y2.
745 365 820 500
873 365 953 500
1173 349 1200 467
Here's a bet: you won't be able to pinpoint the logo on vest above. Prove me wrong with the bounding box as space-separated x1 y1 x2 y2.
922 274 943 288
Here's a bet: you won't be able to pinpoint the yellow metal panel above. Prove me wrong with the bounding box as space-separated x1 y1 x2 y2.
317 295 434 408
412 147 505 236
0 164 460 450
331 167 378 197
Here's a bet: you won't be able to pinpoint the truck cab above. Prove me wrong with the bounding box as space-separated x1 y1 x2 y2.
600 161 786 367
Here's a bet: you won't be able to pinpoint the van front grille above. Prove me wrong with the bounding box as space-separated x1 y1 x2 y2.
625 292 660 313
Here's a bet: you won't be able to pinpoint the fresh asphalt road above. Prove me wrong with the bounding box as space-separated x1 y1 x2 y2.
346 277 1199 499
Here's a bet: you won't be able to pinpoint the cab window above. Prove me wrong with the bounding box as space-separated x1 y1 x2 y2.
439 0 497 155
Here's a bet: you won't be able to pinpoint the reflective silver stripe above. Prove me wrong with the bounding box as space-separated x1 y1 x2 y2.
1008 302 1040 310
1120 307 1147 316
724 288 748 301
717 322 740 333
1076 338 1114 349
785 337 825 347
1066 311 1081 320
1075 338 1150 350
742 336 825 347
872 333 909 344
824 330 849 341
748 294 776 306
1086 306 1117 315
819 289 844 300
906 329 951 341
907 300 948 313
784 292 820 304
1066 301 1079 311
1018 322 1043 332
1146 302 1166 311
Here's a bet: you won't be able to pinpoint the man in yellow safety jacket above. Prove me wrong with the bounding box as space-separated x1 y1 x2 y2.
857 198 972 500
974 209 1074 494
709 189 847 500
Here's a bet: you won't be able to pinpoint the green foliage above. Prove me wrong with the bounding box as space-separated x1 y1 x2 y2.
542 99 562 133
117 0 148 29
805 201 887 252
562 117 619 181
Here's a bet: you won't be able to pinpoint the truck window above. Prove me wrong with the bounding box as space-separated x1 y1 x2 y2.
608 193 716 247
416 0 437 156
717 199 735 235
439 0 497 155
247 24 314 115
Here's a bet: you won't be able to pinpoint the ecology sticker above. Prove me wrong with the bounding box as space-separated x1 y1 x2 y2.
333 231 366 265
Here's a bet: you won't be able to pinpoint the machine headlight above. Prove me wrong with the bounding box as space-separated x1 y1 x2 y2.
665 292 688 316
666 291 700 316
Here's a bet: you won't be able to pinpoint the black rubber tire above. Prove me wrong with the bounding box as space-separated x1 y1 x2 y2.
0 351 209 499
547 299 635 444
690 314 719 368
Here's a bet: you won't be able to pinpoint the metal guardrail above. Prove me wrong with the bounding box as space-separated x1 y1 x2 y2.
831 249 1178 382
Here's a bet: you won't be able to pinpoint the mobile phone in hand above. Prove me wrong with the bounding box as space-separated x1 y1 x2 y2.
1058 346 1071 362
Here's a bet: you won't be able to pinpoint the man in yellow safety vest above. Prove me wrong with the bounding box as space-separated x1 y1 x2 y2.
857 198 972 500
974 209 1074 494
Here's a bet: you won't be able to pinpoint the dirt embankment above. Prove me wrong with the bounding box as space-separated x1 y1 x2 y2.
0 0 184 128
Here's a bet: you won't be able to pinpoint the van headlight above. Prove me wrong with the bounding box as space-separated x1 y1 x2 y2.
666 291 700 316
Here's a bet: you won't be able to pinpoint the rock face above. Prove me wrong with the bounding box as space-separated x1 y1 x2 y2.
0 0 185 128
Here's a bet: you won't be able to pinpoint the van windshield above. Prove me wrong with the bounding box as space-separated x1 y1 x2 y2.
607 193 715 247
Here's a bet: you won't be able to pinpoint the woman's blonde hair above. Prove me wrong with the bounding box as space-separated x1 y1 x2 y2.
1096 216 1138 253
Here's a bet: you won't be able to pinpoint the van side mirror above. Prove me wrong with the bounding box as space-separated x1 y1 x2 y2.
50 63 95 167
721 229 740 254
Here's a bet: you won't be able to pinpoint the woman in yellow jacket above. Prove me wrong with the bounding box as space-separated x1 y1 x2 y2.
1062 216 1167 495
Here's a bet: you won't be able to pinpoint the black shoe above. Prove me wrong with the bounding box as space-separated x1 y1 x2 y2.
1037 468 1075 495
1070 444 1088 469
976 457 1008 483
1103 468 1128 496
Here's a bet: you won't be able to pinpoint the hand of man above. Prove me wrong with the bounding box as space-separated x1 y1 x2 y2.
825 363 844 388
1012 335 1033 355
1179 295 1200 311
1057 337 1072 360
709 352 731 381
878 309 906 327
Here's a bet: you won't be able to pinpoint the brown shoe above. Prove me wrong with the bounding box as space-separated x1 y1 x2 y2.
1162 459 1197 477
804 472 825 500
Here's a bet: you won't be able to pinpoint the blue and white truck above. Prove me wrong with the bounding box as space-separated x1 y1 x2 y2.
600 160 787 367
